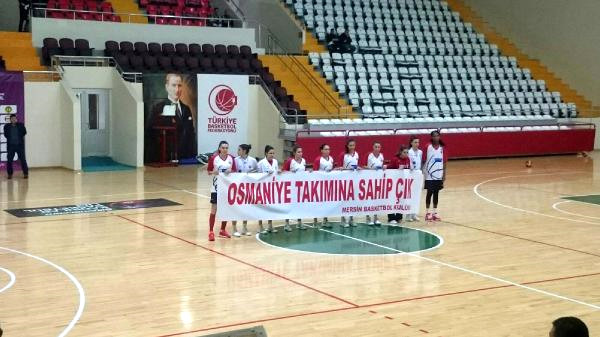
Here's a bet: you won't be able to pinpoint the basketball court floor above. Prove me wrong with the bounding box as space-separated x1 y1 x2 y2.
0 152 599 336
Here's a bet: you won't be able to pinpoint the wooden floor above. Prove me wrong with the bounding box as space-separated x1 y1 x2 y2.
1 152 599 336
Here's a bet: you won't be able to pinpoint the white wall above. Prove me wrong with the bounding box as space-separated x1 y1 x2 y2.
461 0 600 106
59 80 80 170
247 85 285 160
110 72 144 167
24 82 63 167
32 17 257 50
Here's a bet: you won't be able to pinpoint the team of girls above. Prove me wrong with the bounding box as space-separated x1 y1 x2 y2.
207 132 445 240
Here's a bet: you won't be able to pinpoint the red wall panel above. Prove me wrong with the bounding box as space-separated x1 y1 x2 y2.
295 129 595 163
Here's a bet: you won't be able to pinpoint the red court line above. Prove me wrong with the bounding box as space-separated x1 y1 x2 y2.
125 215 600 337
118 215 359 308
446 221 600 258
151 271 600 337
152 306 354 337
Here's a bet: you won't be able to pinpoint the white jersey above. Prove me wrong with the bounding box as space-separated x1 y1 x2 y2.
424 144 445 180
408 148 423 171
257 158 278 173
289 158 306 172
314 156 334 172
342 152 360 169
208 154 235 193
234 156 258 173
367 153 384 169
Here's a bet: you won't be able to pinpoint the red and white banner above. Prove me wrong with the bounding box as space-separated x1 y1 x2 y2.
216 169 423 221
197 74 249 153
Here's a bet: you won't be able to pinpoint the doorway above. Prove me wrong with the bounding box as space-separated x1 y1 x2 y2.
79 89 109 157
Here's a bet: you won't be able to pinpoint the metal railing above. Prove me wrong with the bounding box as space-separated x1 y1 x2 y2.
23 70 62 82
297 122 596 137
34 7 243 25
33 7 275 50
264 31 350 117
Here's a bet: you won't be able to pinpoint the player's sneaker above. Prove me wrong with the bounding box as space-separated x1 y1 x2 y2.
233 231 241 238
412 215 420 222
284 224 292 232
389 220 398 225
374 220 382 226
405 216 414 222
268 224 278 233
219 230 231 238
208 231 215 241
241 227 252 236
425 213 433 221
432 213 442 221
341 221 350 228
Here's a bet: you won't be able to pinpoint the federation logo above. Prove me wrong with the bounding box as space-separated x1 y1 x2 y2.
208 85 237 115
4 106 13 113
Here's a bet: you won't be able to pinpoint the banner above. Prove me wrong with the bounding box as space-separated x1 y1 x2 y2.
143 73 198 164
197 74 249 154
0 71 25 167
216 169 423 221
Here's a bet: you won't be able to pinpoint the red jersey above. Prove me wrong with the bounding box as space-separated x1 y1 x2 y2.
389 156 410 169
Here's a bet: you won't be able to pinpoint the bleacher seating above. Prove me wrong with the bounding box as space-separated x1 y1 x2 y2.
285 0 577 119
44 0 120 21
138 0 216 25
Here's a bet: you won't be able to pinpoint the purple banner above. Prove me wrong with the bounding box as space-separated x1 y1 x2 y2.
0 71 25 169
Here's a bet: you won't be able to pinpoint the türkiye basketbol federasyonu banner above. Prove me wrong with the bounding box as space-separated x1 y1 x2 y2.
216 169 423 221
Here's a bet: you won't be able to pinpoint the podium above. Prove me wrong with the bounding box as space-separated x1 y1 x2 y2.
149 126 178 167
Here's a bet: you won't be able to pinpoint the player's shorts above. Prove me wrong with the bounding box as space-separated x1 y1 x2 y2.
210 192 217 204
424 180 444 191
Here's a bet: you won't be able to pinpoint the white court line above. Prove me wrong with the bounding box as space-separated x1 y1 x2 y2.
0 189 180 205
0 267 16 293
318 228 600 310
0 246 85 337
255 223 444 257
181 190 211 199
552 200 600 220
473 173 600 226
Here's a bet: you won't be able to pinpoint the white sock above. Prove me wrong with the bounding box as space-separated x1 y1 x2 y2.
433 208 437 214
426 208 430 214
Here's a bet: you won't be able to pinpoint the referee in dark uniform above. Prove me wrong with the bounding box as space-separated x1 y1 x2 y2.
3 114 29 179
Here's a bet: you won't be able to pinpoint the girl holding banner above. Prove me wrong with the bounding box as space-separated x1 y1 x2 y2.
257 145 279 233
207 141 236 241
232 144 258 237
283 145 307 231
339 139 359 228
365 142 386 226
424 131 446 222
407 136 423 222
312 143 334 227
387 144 411 225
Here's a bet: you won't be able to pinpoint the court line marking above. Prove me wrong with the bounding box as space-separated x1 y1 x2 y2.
552 200 600 220
0 189 181 205
254 223 444 257
2 207 205 226
473 173 600 226
318 228 600 310
117 215 359 308
0 267 16 293
0 246 85 337
444 220 600 258
151 271 600 337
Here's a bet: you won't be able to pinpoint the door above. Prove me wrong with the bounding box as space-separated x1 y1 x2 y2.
79 89 109 157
